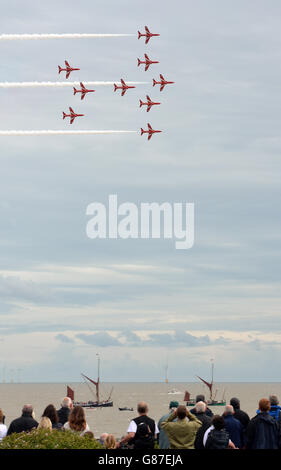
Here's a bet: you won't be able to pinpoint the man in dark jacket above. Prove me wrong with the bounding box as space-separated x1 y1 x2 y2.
223 405 244 448
190 395 213 418
230 397 250 429
246 398 279 449
57 397 73 426
118 402 159 448
7 404 38 435
194 401 212 449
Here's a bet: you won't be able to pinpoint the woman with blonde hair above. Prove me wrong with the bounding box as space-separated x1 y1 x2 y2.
38 416 52 431
0 409 7 441
105 434 117 449
63 405 90 436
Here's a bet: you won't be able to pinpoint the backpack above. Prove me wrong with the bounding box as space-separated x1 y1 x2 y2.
134 422 154 449
205 429 229 449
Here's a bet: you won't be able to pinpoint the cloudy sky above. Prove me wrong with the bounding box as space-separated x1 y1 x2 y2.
0 0 281 382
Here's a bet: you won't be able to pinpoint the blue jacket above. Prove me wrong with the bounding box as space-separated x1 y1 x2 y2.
224 414 244 448
257 405 281 421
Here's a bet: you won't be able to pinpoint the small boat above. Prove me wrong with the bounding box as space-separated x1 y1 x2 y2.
118 407 134 411
168 388 182 395
67 355 113 408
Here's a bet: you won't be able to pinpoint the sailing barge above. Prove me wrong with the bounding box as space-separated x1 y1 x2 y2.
184 361 226 407
67 356 113 408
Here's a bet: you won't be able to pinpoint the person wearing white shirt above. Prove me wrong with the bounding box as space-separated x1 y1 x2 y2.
0 409 7 441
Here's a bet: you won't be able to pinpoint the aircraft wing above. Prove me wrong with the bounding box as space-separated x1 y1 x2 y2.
70 117 75 124
81 92 86 100
147 123 152 130
145 64 150 72
144 53 149 60
121 89 126 96
160 74 165 80
147 105 151 112
120 79 125 85
66 71 70 79
69 107 74 113
160 84 165 92
146 95 151 102
65 60 70 67
145 26 150 33
80 82 85 89
145 37 150 44
148 133 152 141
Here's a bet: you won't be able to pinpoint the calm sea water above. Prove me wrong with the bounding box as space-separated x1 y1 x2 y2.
1 382 281 438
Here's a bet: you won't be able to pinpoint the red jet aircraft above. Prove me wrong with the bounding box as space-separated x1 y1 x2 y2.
114 78 136 96
153 74 175 91
139 95 161 112
138 26 160 44
62 107 84 124
58 60 80 79
73 82 95 100
140 123 162 141
137 54 159 71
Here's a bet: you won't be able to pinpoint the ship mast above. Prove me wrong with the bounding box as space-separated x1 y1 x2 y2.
96 353 100 403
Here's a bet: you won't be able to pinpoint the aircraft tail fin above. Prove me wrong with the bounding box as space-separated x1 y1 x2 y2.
152 79 157 87
114 84 117 92
139 100 144 108
73 87 77 95
138 31 141 40
140 128 144 136
58 66 62 74
62 112 67 120
137 58 141 67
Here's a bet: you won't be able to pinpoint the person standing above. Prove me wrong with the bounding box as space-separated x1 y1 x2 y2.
204 415 236 449
0 409 7 441
229 397 250 430
223 405 244 448
190 395 213 418
118 402 159 449
161 405 202 449
246 398 279 449
193 401 212 449
57 397 73 426
7 404 38 435
157 400 179 449
63 405 90 436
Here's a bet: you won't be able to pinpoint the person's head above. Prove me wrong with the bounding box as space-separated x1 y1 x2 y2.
83 431 94 439
259 398 270 413
100 432 109 444
269 395 279 406
196 394 205 403
22 404 33 416
42 404 58 425
176 405 187 420
195 401 207 414
38 416 52 430
61 397 73 409
105 434 116 449
169 400 179 411
211 415 225 431
0 409 4 424
68 405 87 431
224 405 234 416
230 397 240 410
137 402 148 415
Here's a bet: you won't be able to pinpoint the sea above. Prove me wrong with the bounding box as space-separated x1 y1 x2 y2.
1 382 281 438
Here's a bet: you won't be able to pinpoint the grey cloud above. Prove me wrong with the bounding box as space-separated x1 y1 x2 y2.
55 334 75 344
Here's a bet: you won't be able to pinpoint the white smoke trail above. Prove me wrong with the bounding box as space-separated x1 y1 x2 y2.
0 33 134 41
0 130 136 136
0 81 148 88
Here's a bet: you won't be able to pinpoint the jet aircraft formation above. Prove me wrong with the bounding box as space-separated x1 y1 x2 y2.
59 26 174 139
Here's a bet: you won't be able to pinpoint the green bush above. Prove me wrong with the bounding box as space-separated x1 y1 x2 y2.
0 429 105 449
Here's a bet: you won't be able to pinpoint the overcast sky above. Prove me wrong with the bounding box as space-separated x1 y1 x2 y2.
0 0 281 383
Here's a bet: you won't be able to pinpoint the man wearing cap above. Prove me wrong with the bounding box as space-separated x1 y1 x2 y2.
157 401 179 449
